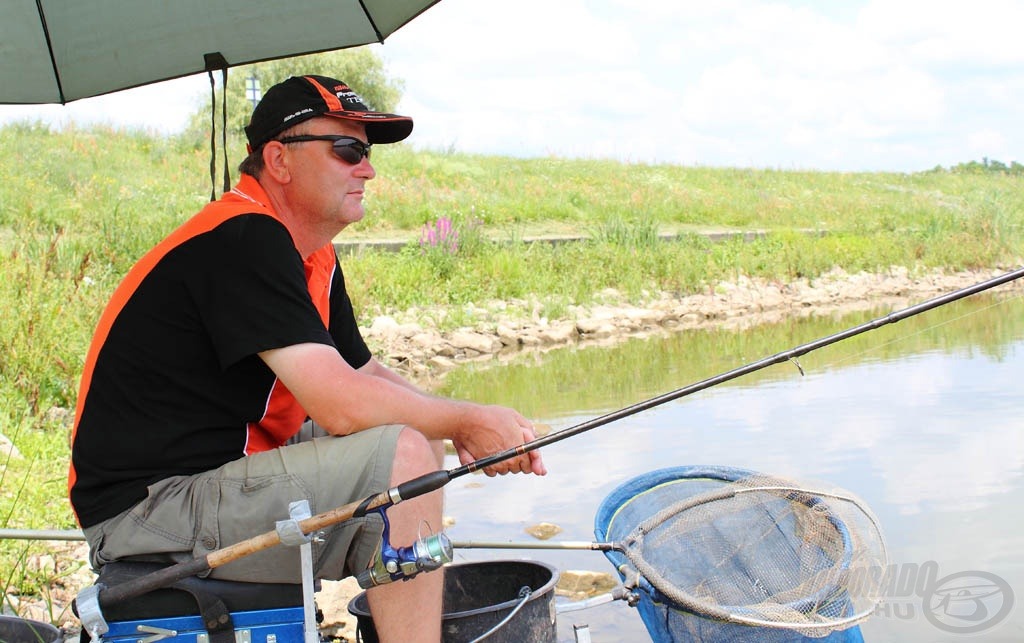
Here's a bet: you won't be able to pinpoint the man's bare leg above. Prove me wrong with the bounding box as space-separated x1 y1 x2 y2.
365 428 445 642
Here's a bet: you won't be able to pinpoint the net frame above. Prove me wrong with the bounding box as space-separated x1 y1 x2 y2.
596 466 887 640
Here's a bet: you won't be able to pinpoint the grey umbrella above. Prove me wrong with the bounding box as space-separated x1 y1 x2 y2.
1 0 441 104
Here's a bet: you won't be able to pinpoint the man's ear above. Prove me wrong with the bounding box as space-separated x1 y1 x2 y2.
262 142 291 184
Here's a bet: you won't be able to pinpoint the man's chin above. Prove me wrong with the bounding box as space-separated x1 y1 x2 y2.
338 208 365 226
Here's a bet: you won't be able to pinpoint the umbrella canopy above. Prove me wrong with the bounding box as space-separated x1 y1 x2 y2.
0 0 441 105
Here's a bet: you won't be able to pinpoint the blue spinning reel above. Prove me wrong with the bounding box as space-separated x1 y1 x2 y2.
357 506 453 588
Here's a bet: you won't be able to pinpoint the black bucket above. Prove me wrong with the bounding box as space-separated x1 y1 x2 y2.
347 559 558 643
0 616 62 643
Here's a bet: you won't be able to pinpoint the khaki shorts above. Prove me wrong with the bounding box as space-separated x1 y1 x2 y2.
83 424 402 583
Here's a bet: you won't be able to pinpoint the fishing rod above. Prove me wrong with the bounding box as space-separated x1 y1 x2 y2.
79 266 1024 610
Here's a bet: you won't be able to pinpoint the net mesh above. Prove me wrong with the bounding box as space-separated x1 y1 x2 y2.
599 468 886 640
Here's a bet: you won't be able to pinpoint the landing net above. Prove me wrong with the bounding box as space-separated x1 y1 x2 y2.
595 466 887 642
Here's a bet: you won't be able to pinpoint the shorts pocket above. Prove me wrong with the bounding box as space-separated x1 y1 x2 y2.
93 475 207 565
203 473 314 583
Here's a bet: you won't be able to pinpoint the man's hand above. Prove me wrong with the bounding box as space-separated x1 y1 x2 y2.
451 405 547 477
261 344 547 476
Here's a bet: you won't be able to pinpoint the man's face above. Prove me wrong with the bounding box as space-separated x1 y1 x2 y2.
282 116 376 230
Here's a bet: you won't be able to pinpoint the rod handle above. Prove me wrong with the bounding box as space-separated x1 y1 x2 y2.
395 469 451 502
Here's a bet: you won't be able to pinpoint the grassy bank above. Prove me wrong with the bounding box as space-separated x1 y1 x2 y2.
1 123 1022 618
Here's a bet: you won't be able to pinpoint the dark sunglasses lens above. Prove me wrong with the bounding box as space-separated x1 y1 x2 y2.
332 140 370 164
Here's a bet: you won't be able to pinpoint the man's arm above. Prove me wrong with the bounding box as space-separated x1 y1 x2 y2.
357 355 425 393
260 343 545 476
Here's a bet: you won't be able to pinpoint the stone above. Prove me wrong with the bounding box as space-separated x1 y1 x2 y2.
317 578 361 641
435 343 458 357
519 333 543 346
537 323 577 344
678 312 702 325
556 570 619 600
622 308 663 327
495 324 521 346
428 355 457 370
590 323 616 338
0 432 21 460
410 331 443 349
450 330 501 353
576 317 612 334
44 406 74 427
367 315 400 336
525 522 562 540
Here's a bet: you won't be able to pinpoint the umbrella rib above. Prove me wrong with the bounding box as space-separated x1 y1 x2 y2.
34 0 66 103
357 0 385 43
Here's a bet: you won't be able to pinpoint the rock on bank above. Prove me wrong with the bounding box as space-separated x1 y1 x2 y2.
361 266 1024 383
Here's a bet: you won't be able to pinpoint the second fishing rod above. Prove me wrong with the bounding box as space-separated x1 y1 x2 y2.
92 265 1024 607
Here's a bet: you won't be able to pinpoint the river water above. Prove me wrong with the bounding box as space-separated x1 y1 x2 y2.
433 292 1024 642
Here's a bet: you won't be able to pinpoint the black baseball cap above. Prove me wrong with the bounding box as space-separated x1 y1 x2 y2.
244 75 413 150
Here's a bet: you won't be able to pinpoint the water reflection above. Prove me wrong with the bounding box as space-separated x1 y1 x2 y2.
435 293 1024 642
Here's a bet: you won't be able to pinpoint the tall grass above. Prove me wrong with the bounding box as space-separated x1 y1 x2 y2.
0 123 1022 622
370 145 1024 236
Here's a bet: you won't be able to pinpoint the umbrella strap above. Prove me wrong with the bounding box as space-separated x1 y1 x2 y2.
221 67 230 194
205 52 231 202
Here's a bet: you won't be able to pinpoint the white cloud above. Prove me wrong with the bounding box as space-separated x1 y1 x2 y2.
2 0 1020 171
0 75 206 134
379 0 1021 170
859 0 1024 66
967 129 1009 158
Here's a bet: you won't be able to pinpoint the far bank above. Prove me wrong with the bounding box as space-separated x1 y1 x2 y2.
360 265 1024 387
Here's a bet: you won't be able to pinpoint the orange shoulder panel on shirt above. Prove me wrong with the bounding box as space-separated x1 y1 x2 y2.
68 178 278 496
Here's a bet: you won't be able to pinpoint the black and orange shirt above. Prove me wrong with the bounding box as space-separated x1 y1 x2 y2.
68 174 371 528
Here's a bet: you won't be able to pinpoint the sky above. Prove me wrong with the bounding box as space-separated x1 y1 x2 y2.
1 0 1021 173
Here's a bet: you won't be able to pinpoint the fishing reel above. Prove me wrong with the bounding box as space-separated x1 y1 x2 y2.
357 507 453 589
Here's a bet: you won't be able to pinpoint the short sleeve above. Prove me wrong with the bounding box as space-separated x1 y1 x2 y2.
189 214 335 369
327 257 373 369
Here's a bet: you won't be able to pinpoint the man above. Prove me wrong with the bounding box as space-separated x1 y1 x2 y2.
69 75 546 642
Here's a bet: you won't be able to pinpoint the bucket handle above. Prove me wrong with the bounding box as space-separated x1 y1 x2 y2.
468 586 532 643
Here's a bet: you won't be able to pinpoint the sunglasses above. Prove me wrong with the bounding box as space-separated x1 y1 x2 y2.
275 135 372 164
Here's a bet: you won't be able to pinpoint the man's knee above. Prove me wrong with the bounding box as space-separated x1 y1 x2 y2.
391 428 439 481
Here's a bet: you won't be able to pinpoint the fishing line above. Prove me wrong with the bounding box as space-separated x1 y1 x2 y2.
808 288 1024 373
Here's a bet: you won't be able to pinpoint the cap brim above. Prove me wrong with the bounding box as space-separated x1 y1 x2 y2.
324 111 413 144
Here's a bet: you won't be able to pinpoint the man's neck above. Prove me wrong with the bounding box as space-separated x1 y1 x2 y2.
256 178 341 260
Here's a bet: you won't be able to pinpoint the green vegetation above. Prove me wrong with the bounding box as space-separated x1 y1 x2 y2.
934 157 1024 176
1 119 1022 621
345 146 1023 315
